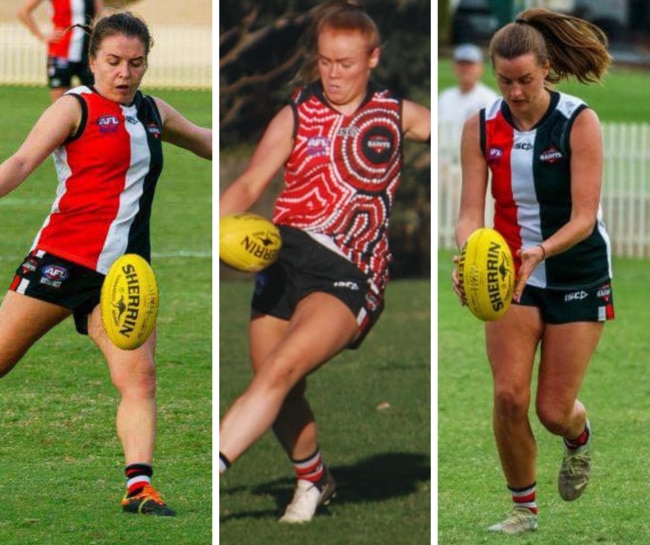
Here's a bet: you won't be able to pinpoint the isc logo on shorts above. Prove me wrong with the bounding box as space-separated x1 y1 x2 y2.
564 290 589 302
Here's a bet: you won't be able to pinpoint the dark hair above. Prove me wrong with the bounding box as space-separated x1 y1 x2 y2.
295 0 380 84
88 11 154 60
489 7 611 84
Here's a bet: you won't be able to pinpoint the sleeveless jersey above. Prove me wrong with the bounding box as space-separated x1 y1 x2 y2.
49 0 96 61
481 91 612 289
274 82 403 293
32 86 164 274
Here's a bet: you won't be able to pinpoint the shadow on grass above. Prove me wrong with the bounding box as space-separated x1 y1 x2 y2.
220 451 430 522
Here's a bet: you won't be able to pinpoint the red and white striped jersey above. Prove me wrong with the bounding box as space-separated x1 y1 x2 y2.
274 83 403 293
48 0 96 61
482 91 612 289
31 86 164 274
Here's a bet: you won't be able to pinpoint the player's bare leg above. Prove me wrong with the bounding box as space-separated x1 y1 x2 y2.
485 304 542 534
0 291 70 376
88 306 174 516
537 321 603 501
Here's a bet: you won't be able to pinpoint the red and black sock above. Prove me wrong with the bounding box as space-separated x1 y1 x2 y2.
564 423 591 450
292 449 324 484
509 482 538 515
125 463 153 497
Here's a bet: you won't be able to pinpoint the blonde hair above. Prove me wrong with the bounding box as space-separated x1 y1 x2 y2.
489 7 611 84
295 0 380 84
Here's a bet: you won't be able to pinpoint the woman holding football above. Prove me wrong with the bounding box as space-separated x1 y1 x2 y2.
453 8 613 534
219 0 430 523
0 12 211 516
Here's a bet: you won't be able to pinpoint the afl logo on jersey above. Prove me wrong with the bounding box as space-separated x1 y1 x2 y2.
307 136 329 157
362 126 394 165
98 115 120 134
487 146 503 164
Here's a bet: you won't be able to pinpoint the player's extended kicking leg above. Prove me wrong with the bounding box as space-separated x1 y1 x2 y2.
220 292 358 521
87 305 174 516
0 291 71 376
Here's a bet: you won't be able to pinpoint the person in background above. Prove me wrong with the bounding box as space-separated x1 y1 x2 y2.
453 8 613 535
18 0 105 102
438 43 498 161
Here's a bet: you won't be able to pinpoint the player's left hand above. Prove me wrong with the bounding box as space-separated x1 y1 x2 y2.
513 245 546 302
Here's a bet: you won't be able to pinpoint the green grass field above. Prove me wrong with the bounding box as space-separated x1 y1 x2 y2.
0 85 211 544
438 249 650 544
219 279 431 545
438 57 650 123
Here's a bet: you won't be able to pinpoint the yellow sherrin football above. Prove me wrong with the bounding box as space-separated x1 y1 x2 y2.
219 213 282 272
101 254 159 350
457 228 515 321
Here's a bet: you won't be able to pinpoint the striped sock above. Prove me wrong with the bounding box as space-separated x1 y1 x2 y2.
510 482 538 515
292 449 324 484
125 463 153 497
564 422 591 450
219 452 231 475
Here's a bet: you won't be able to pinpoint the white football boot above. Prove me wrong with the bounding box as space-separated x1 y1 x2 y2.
279 468 336 523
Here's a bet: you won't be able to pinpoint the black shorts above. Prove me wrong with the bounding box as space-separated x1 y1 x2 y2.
251 226 384 349
10 250 105 334
47 56 94 89
516 281 615 324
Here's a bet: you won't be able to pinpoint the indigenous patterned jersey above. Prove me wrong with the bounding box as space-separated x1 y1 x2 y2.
49 0 96 61
481 91 612 289
32 86 163 274
274 82 403 293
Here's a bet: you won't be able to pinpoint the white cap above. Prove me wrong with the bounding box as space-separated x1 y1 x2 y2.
453 44 483 64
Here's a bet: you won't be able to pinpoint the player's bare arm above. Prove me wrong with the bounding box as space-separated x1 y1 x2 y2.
220 105 295 216
154 97 212 160
0 95 80 198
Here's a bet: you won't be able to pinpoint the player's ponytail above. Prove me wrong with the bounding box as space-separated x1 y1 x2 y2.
490 7 611 84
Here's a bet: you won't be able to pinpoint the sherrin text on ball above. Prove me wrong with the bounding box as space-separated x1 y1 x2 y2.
101 254 159 350
457 228 515 321
219 213 282 272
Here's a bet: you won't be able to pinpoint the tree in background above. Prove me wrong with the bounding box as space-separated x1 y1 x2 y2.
219 0 431 278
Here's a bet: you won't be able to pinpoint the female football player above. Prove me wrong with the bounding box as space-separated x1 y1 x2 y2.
452 7 613 534
0 11 211 516
219 0 430 523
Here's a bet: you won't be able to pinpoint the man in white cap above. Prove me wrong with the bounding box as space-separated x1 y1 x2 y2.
438 44 498 161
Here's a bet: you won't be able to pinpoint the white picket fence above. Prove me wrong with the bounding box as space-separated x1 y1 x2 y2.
438 122 650 258
0 23 211 89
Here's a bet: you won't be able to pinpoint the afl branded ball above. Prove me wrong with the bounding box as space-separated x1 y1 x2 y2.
457 228 515 321
219 213 282 272
101 254 159 350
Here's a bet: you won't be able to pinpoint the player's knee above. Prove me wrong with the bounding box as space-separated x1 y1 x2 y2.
536 401 571 435
493 388 530 421
112 362 156 398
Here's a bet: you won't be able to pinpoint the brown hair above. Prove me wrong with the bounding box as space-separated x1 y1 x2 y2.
489 7 611 84
295 0 380 84
88 11 154 60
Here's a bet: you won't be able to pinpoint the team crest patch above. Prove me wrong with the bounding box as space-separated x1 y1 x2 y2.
307 136 329 157
146 123 161 138
97 115 120 134
540 147 563 163
362 126 394 164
